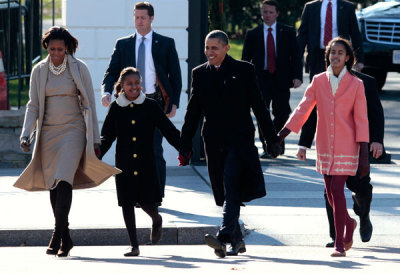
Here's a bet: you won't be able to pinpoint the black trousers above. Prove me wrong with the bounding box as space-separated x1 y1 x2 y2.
216 149 244 244
146 90 167 197
258 71 291 151
325 172 373 240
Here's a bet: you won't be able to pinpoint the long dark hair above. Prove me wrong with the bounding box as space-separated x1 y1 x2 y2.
41 26 78 55
114 67 141 98
325 37 355 72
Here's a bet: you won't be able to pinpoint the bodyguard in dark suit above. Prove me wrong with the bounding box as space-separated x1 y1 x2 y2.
101 2 182 197
297 70 385 246
179 30 280 258
242 0 302 156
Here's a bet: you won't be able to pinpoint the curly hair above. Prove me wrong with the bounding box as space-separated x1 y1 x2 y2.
114 67 142 98
41 26 78 55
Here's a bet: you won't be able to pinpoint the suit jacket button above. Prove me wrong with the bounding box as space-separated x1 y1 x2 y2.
131 120 136 124
130 104 134 108
134 171 138 176
133 154 137 158
132 137 137 141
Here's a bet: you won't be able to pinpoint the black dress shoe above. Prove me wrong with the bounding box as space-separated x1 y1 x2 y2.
227 240 246 256
360 215 373 242
204 234 226 258
326 240 335 248
151 215 163 244
124 246 140 257
260 152 270 159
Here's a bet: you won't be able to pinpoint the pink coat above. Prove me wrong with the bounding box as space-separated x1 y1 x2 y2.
285 71 369 176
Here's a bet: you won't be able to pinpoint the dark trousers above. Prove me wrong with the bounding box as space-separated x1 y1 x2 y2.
146 90 167 197
258 71 291 151
325 173 373 240
216 149 243 244
154 129 166 196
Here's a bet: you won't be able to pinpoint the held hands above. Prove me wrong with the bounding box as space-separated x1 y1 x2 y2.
293 79 302 89
94 143 101 159
358 142 370 179
266 142 280 158
178 150 192 166
20 137 31 152
278 127 291 145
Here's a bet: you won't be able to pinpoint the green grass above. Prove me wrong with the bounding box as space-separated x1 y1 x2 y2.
229 39 244 60
8 80 29 107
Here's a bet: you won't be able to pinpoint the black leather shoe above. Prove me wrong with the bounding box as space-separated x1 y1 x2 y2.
124 246 140 257
151 215 163 244
204 234 226 258
360 215 373 242
326 240 335 248
227 240 246 256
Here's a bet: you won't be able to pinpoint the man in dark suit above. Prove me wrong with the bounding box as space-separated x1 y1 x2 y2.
101 2 182 197
179 30 280 258
242 0 302 157
297 70 385 246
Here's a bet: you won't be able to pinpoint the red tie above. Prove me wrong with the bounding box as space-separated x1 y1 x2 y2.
324 0 332 47
267 27 276 74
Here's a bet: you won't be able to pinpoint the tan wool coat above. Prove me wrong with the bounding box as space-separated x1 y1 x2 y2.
14 55 121 191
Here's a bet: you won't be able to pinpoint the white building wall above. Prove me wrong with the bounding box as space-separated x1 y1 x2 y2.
62 0 189 166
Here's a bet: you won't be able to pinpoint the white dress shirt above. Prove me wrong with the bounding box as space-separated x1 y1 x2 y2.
263 21 277 70
320 0 338 49
135 30 156 94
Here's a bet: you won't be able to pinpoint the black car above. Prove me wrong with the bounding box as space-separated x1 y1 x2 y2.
357 1 400 90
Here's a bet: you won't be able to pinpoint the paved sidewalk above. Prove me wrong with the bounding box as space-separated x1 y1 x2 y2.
0 245 399 274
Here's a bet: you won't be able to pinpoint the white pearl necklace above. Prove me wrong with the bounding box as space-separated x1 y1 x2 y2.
49 55 67 75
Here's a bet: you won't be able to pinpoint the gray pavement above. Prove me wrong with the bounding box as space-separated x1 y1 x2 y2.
0 72 399 272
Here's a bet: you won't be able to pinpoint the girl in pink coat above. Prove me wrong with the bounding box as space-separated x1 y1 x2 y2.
279 37 370 257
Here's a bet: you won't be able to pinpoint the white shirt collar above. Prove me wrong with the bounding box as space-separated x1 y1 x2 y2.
136 30 153 41
263 21 277 32
116 92 146 107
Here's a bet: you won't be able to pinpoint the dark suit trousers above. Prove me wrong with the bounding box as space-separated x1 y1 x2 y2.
147 91 167 197
325 173 373 240
215 148 244 244
258 71 291 151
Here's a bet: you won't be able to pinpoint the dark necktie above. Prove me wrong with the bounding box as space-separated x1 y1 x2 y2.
324 0 332 47
267 27 276 74
137 37 146 92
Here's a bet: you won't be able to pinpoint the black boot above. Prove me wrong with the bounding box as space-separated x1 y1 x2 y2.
352 193 373 242
46 231 61 255
47 181 72 255
58 224 74 257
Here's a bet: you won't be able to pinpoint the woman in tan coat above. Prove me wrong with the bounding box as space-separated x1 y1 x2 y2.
15 26 120 257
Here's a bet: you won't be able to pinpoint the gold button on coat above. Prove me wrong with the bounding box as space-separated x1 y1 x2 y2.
133 154 137 158
130 104 134 108
131 120 136 124
132 137 137 141
134 171 138 176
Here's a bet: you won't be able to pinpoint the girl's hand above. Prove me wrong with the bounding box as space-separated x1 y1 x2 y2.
296 148 307 161
20 137 31 152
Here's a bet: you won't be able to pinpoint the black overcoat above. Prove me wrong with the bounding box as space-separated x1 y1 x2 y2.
100 98 180 206
180 55 279 206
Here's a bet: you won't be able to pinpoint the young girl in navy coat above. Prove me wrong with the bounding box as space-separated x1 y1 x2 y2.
100 67 181 256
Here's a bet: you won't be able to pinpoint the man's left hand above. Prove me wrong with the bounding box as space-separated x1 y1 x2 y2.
370 142 383 159
167 104 177 118
354 62 364 72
